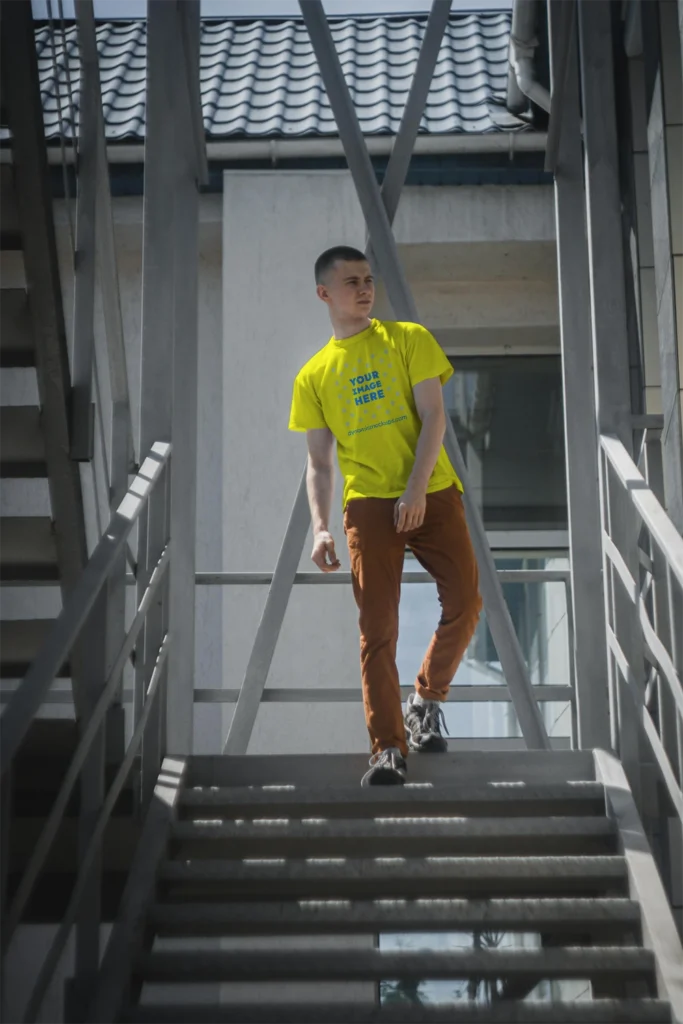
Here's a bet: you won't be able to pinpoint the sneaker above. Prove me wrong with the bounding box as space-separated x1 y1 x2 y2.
360 747 407 787
404 692 449 752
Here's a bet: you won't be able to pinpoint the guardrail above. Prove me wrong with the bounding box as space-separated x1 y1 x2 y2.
600 433 683 826
0 443 171 1023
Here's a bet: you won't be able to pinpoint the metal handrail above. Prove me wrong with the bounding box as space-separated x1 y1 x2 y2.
22 633 171 1024
195 569 571 586
0 443 170 776
600 433 683 823
0 442 171 1022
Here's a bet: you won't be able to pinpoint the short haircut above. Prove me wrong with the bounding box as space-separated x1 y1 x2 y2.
315 245 368 285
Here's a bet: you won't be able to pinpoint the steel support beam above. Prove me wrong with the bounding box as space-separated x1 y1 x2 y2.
141 0 200 758
176 0 209 188
70 17 97 463
578 0 645 799
224 470 311 754
544 0 576 174
548 1 610 751
301 0 550 751
577 0 635 450
641 0 683 534
367 0 451 241
167 0 201 757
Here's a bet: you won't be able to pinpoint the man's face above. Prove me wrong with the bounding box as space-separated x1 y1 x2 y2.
317 259 375 318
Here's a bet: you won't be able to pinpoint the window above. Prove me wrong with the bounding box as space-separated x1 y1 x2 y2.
445 356 567 531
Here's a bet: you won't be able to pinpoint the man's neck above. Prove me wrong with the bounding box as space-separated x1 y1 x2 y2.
331 313 372 341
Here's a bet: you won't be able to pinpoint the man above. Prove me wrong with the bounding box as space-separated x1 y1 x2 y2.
289 246 482 786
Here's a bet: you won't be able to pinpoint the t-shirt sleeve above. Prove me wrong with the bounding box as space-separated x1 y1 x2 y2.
402 323 453 388
288 371 327 432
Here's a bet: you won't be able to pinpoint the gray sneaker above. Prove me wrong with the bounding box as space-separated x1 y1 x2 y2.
404 692 449 752
360 747 407 787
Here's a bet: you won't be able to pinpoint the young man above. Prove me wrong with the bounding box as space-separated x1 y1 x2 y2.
289 246 482 786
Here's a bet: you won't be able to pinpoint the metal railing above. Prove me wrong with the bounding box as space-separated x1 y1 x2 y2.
600 432 683 828
0 443 171 1023
214 564 576 752
1 567 577 748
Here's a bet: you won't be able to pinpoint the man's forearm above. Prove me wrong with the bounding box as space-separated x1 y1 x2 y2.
306 460 334 534
407 410 446 493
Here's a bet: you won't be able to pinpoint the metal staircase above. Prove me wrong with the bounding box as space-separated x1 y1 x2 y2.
87 749 679 1023
2 2 683 1023
0 155 86 692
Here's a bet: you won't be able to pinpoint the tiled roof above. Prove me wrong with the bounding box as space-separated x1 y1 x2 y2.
30 12 520 143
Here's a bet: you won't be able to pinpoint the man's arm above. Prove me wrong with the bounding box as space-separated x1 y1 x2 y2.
306 427 341 572
395 377 447 533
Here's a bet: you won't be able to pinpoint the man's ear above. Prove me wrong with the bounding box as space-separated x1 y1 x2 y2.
316 283 329 304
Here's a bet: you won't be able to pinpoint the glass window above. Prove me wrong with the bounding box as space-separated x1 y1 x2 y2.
445 356 567 531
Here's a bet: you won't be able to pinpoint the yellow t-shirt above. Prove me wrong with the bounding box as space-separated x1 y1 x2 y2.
289 319 462 507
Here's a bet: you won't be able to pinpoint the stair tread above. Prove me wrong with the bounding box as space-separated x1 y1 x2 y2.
0 288 33 367
187 751 596 789
136 945 656 983
161 855 628 899
0 406 46 477
149 896 643 936
179 782 607 819
0 516 58 580
0 619 69 678
171 817 616 858
123 1001 673 1024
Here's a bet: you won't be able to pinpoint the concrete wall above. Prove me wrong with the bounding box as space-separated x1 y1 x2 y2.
221 171 369 754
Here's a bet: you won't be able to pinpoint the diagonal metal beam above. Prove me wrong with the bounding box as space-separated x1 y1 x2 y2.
367 0 452 243
176 0 209 187
301 0 549 750
223 468 311 754
544 0 576 174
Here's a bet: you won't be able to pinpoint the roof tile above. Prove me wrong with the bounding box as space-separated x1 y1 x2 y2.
15 12 523 143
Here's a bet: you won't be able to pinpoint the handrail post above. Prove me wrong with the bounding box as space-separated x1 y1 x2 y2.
66 591 108 1021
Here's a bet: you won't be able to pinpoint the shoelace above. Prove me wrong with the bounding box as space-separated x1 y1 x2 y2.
423 702 450 737
368 748 401 767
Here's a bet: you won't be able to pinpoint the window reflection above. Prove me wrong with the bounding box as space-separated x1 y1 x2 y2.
445 356 566 531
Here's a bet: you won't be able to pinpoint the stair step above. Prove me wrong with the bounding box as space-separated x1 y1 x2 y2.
170 817 616 859
161 855 628 900
123 1000 673 1024
134 946 656 985
0 289 33 367
149 896 642 939
179 782 608 820
0 516 58 581
0 406 46 477
0 619 68 678
187 751 596 789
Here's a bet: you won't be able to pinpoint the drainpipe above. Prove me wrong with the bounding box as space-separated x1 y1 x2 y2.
507 0 551 115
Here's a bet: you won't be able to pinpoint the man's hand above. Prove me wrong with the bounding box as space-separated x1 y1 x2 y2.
311 530 341 572
394 485 427 533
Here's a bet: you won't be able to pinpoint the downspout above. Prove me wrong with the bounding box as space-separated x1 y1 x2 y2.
507 0 551 114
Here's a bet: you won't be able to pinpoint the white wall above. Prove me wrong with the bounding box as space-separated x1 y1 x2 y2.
221 171 369 754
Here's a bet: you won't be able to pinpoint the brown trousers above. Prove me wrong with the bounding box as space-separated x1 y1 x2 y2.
344 485 482 757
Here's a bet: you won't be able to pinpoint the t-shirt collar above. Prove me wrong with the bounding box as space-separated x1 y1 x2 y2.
330 318 378 348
